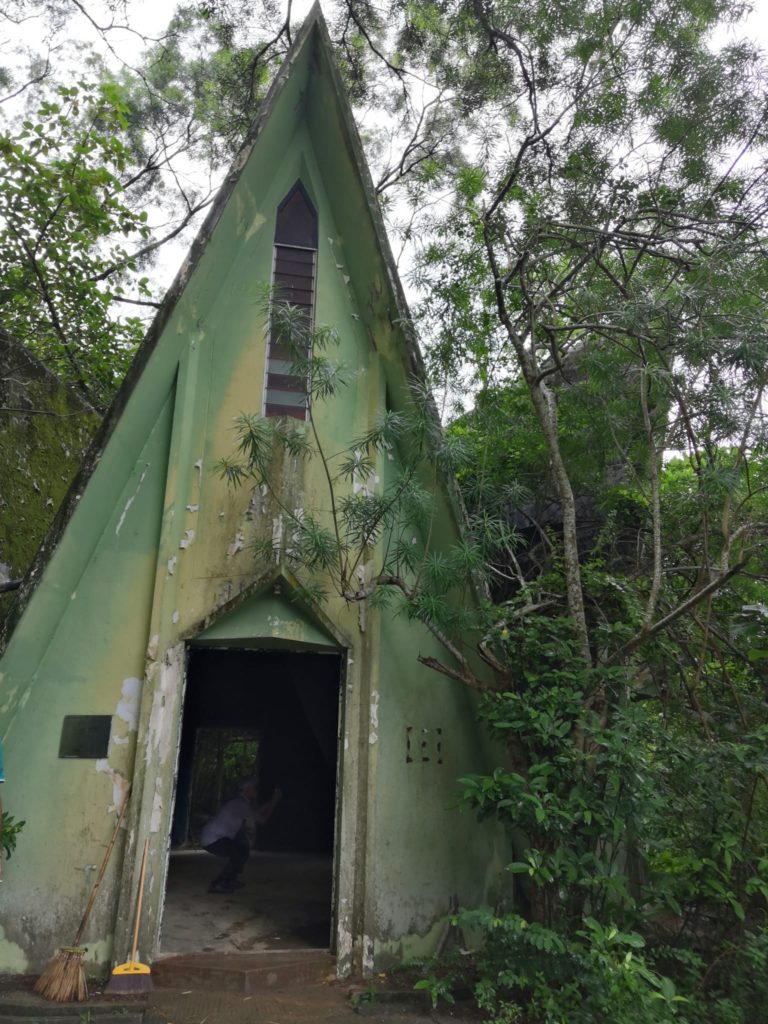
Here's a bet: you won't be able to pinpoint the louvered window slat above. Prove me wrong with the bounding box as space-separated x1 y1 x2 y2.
264 182 318 422
264 243 316 421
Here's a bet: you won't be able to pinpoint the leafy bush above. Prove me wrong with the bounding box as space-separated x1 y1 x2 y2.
1 810 25 859
452 610 768 1024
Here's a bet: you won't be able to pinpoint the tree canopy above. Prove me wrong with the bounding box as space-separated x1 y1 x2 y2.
3 0 768 1019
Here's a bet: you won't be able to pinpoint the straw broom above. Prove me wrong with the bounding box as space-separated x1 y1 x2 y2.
106 836 153 994
34 788 130 1003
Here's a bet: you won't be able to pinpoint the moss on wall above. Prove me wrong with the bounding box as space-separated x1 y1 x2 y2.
0 328 98 624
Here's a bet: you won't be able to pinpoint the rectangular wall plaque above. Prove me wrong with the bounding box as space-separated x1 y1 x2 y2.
58 715 111 759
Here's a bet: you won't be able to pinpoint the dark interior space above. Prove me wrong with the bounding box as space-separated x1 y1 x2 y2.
161 646 342 954
172 647 341 852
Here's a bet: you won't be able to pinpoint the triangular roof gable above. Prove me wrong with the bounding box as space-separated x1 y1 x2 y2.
191 569 348 651
0 3 460 654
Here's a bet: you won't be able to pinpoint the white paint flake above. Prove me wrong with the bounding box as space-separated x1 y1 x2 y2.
167 555 177 576
227 530 245 557
179 529 196 550
186 504 199 513
362 935 375 976
145 645 183 770
370 690 379 729
194 458 203 471
150 787 164 833
95 759 130 812
337 927 353 964
172 610 180 624
116 466 149 535
271 515 284 560
116 677 141 732
369 690 379 745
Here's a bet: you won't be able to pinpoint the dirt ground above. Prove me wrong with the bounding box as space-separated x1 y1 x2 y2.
144 982 486 1024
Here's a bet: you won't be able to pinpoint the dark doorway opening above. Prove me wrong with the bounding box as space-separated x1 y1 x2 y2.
160 646 342 954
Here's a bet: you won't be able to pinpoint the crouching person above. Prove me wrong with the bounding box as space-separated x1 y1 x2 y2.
201 779 282 893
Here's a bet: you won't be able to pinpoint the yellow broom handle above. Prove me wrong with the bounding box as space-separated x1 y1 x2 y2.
130 838 149 963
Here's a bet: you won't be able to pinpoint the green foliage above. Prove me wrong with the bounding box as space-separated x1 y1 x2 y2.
216 287 487 647
466 908 681 1024
1 811 25 860
451 606 768 1023
188 729 259 831
0 83 151 407
4 5 767 1021
413 972 456 1009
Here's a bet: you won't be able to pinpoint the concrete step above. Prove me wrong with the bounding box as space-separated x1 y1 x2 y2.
151 950 334 993
0 987 146 1024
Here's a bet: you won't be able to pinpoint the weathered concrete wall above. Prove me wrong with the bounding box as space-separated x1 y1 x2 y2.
0 15 507 980
0 329 97 624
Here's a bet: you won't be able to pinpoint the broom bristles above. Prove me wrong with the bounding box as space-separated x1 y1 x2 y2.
105 966 153 994
33 946 88 1003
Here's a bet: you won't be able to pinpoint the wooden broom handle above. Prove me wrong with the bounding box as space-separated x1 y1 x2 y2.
130 837 150 963
72 786 131 947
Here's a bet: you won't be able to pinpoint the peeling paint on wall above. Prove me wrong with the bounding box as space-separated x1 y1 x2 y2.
0 928 28 973
0 677 15 715
95 758 130 812
362 935 375 976
356 561 374 632
337 925 352 964
227 530 244 557
179 529 195 550
116 677 141 732
271 515 283 559
369 689 379 745
85 938 114 968
145 645 183 769
245 211 266 241
166 556 176 576
246 487 266 520
266 614 306 642
150 785 163 833
115 465 149 536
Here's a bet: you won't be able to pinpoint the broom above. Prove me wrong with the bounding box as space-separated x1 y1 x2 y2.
34 788 131 1003
105 836 153 994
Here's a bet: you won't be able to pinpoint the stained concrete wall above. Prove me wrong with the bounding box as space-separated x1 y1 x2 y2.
0 16 507 979
0 329 97 627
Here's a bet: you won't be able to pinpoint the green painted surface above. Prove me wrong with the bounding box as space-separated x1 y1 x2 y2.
196 590 341 649
0 13 507 979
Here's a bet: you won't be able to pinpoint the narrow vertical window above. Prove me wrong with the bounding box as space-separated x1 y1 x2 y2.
264 181 318 420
